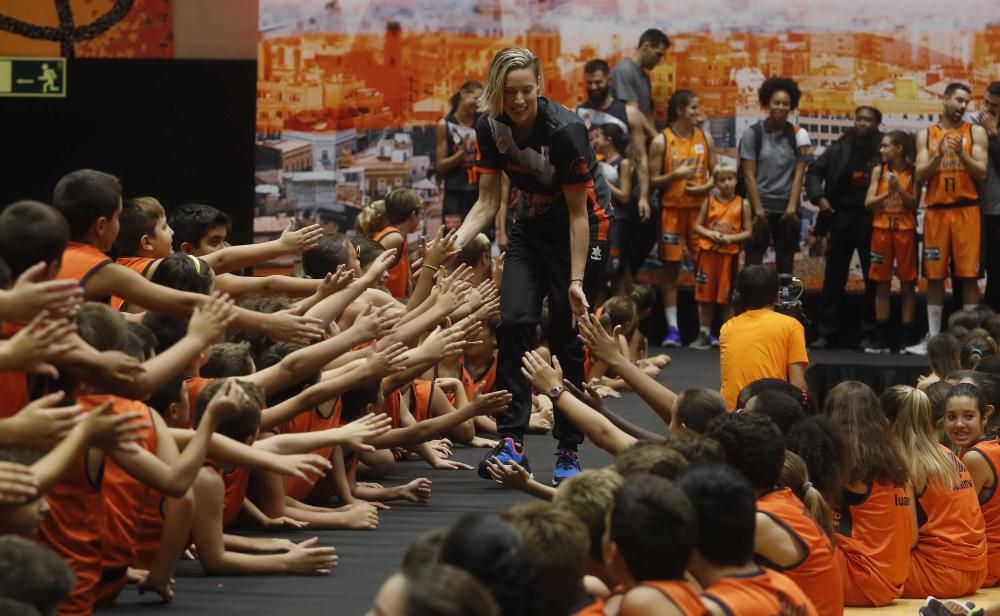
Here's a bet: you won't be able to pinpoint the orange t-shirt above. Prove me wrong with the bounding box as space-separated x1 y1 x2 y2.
872 164 916 231
110 257 157 311
56 241 113 287
970 437 1000 584
372 226 410 299
834 481 913 605
659 126 711 209
100 399 157 573
633 580 706 614
703 567 818 615
719 309 808 409
698 195 744 254
756 488 843 616
912 444 987 571
283 400 342 501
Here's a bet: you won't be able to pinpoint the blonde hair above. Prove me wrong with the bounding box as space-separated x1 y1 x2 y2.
712 164 738 180
355 200 387 237
781 451 835 541
551 469 623 563
478 48 542 118
886 385 959 490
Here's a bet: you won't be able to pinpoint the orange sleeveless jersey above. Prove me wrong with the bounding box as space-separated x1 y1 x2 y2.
210 461 250 528
872 164 916 230
100 400 158 573
970 437 1000 585
833 481 912 606
37 394 134 616
56 241 113 287
697 195 744 254
382 389 402 428
461 357 497 401
110 257 156 311
184 375 213 430
659 127 710 209
283 400 343 501
0 371 30 419
634 580 706 614
756 488 843 616
410 379 436 423
912 444 987 571
703 568 818 616
925 123 979 206
372 226 410 299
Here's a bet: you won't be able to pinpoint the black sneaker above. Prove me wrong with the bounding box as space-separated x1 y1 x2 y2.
477 437 531 480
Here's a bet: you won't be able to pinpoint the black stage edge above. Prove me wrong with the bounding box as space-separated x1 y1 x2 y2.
805 348 928 409
0 59 257 245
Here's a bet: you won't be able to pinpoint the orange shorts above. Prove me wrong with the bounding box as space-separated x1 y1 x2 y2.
835 539 903 607
660 207 700 263
694 251 737 305
923 206 981 280
94 573 128 608
902 552 986 599
869 229 917 282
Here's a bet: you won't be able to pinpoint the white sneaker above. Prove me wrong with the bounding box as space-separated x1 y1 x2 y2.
689 331 712 351
904 336 929 356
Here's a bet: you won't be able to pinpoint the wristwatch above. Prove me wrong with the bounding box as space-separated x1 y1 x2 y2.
547 385 566 401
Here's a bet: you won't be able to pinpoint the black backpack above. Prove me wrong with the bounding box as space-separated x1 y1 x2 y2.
735 120 799 198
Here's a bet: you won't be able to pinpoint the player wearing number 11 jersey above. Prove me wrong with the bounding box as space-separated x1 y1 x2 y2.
906 83 989 356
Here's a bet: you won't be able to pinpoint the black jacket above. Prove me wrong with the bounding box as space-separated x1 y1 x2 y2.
806 130 883 209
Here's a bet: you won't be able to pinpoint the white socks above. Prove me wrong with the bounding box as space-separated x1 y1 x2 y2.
665 306 678 328
928 305 943 337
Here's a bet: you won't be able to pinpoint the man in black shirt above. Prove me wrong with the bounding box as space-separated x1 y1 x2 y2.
806 106 883 349
455 48 611 486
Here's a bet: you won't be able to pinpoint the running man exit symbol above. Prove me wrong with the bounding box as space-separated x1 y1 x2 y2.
0 57 66 97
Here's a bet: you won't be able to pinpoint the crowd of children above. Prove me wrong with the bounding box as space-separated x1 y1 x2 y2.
4 166 1000 616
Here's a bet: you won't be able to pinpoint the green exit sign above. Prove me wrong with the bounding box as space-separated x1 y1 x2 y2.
0 57 66 98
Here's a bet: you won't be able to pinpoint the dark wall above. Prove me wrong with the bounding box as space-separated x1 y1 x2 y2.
0 59 256 244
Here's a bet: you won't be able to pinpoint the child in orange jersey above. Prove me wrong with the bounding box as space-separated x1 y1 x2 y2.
0 536 76 616
945 383 1000 587
883 384 987 598
710 413 843 616
552 468 625 612
678 465 818 616
603 474 705 616
356 189 422 299
865 130 920 352
51 169 324 345
691 164 751 350
501 501 592 616
824 380 915 606
112 197 324 311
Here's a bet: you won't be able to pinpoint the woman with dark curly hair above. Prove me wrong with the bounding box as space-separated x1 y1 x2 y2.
739 76 812 274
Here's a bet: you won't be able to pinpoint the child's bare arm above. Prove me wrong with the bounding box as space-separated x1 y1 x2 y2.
200 223 323 275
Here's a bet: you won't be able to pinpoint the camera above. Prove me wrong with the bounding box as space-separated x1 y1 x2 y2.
775 274 809 326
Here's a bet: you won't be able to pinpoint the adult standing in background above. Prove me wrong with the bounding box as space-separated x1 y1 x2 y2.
977 82 1000 311
806 106 884 350
610 28 670 139
436 80 484 233
740 77 812 275
455 48 611 486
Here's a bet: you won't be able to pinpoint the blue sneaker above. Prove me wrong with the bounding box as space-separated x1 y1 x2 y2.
478 437 531 480
552 448 582 486
710 334 720 348
661 326 681 347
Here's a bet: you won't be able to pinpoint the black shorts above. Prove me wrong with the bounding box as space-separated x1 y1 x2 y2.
745 212 801 254
442 190 477 219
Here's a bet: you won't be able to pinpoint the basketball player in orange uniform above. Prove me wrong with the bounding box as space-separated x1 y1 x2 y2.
907 83 989 356
678 465 818 616
692 164 751 350
865 130 919 353
649 90 716 347
604 475 706 615
363 189 422 299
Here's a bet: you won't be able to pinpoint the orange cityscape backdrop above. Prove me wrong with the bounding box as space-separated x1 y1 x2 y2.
253 1 1000 286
